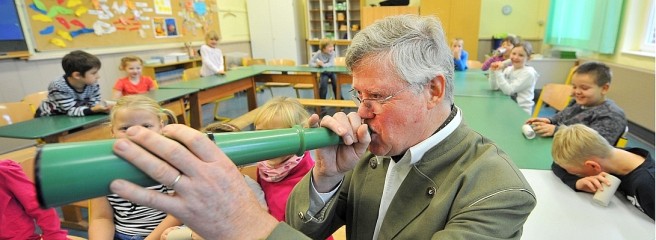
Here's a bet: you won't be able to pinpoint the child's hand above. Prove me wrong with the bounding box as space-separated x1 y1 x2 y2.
525 117 550 125
531 122 556 137
91 104 111 113
576 172 612 193
489 62 502 71
315 59 324 67
216 70 226 75
452 49 461 59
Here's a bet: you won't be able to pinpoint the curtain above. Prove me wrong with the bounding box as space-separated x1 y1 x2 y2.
544 0 623 54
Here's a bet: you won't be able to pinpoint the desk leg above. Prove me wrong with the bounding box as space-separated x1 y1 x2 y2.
246 77 257 111
188 93 202 129
313 73 322 114
60 205 88 230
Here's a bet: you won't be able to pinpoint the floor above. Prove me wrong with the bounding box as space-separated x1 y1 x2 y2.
55 84 655 237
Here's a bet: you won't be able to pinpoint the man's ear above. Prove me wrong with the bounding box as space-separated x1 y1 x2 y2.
427 74 446 108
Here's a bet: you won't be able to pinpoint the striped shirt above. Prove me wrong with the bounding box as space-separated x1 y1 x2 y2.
107 185 172 236
37 75 101 117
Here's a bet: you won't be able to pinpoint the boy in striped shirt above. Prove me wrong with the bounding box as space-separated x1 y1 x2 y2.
36 50 111 117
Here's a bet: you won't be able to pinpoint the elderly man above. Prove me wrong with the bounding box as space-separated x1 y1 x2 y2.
110 15 536 239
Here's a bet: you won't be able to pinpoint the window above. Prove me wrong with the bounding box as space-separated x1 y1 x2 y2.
544 0 623 54
640 1 655 52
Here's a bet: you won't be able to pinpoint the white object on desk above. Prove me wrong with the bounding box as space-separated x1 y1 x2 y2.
593 174 622 207
520 169 654 240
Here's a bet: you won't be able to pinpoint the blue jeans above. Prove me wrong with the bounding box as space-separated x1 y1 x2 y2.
114 231 145 240
319 72 337 99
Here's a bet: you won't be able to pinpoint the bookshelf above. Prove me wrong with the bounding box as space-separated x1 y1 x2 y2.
306 0 361 57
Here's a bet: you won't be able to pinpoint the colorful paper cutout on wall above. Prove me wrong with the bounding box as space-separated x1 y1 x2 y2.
67 0 82 8
50 38 66 47
32 14 53 22
75 6 88 17
193 2 207 16
39 26 54 35
70 28 94 37
70 19 86 28
30 3 47 14
55 17 70 29
33 0 47 12
154 0 172 15
57 30 73 41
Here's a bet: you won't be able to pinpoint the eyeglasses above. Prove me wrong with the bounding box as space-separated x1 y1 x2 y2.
349 84 413 112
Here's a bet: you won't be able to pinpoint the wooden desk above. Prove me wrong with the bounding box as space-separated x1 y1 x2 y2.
160 67 260 129
142 58 201 83
456 96 552 170
521 169 654 239
0 89 195 229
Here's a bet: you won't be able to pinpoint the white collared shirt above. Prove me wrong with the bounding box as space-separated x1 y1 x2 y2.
309 107 463 239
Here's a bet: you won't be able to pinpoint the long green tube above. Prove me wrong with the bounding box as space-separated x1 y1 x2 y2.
36 126 340 208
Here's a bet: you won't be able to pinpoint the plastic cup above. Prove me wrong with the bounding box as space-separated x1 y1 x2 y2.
522 124 536 139
592 174 622 207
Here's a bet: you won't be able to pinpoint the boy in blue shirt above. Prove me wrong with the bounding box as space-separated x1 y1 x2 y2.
36 50 111 117
451 38 468 71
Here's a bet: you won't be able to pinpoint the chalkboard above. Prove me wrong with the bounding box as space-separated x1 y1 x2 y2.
24 0 220 52
0 1 28 53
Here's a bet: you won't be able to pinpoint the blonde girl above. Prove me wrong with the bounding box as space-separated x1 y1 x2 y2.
488 42 539 114
89 95 179 240
199 31 225 77
112 56 157 99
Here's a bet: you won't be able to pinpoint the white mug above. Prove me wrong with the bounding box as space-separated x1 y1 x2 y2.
592 174 622 207
522 124 536 139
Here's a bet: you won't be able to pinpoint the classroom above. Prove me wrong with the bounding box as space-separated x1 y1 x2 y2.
0 0 654 239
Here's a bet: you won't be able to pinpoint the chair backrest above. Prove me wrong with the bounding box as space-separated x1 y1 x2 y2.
0 102 34 126
267 59 295 66
531 83 573 118
182 67 202 81
467 60 483 70
335 57 346 66
615 126 629 148
564 65 578 85
22 91 48 113
243 57 266 66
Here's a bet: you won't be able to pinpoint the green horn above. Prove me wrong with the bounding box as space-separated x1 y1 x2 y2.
36 126 340 208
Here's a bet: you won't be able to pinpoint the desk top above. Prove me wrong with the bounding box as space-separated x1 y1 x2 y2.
456 96 552 170
521 169 654 240
0 114 108 139
143 88 197 102
453 71 508 97
160 66 263 90
0 88 195 140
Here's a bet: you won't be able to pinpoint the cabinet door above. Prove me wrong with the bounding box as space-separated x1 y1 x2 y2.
270 0 301 62
246 0 275 59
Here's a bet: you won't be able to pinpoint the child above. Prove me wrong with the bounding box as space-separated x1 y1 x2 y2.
253 97 317 222
309 40 337 99
525 61 626 144
488 42 538 114
199 31 225 77
112 56 157 99
160 122 267 240
36 50 111 117
551 124 654 220
451 38 468 71
0 160 68 239
482 35 520 71
88 95 181 240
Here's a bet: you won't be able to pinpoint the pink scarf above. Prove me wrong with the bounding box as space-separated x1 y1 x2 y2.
257 154 303 182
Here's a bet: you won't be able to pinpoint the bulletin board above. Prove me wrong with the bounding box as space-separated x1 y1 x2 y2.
24 0 220 52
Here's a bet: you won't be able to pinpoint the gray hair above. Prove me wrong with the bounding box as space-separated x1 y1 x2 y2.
345 15 454 103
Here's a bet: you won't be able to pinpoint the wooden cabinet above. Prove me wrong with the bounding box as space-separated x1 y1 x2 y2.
306 0 361 57
420 0 481 60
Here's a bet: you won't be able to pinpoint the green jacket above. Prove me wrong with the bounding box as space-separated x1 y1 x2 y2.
269 123 536 239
